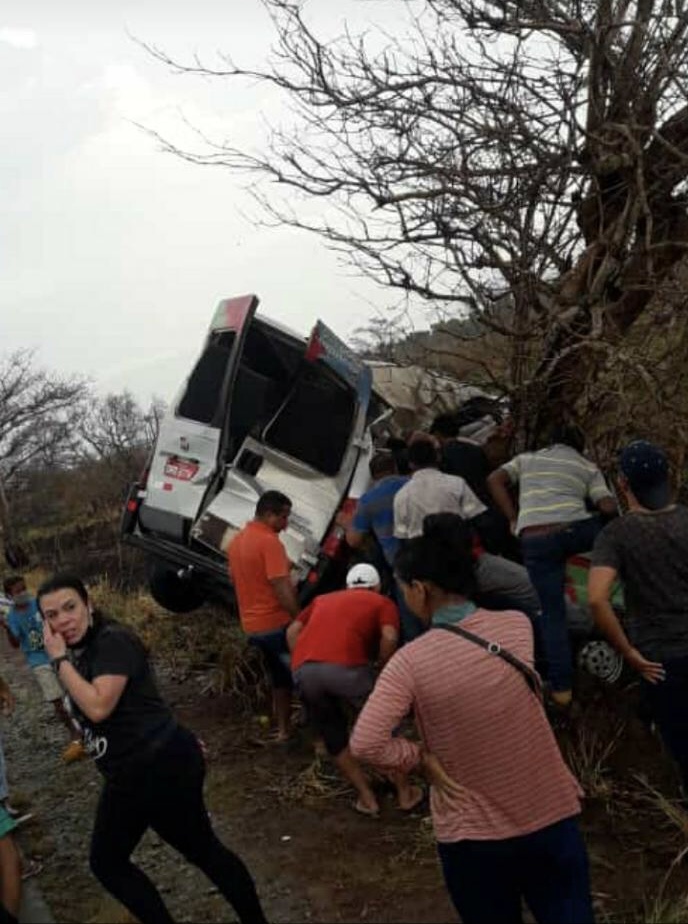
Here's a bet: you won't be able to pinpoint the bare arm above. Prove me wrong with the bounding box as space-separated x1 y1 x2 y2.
345 527 367 550
596 496 618 518
43 619 128 722
286 619 303 652
55 664 128 723
378 625 399 665
487 469 518 528
270 576 300 618
588 566 665 683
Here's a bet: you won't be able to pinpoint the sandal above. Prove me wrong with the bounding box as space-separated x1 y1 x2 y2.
353 799 380 818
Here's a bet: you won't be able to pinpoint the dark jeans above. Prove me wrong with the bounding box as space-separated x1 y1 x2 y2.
643 655 688 791
90 727 267 924
521 517 603 692
248 626 293 689
438 816 594 924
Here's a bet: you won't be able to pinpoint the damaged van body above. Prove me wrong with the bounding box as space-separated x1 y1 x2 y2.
121 294 394 612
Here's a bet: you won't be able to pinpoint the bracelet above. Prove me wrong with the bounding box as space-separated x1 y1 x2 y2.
52 655 69 672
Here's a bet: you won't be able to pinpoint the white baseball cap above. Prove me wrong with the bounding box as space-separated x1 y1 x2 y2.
346 563 381 589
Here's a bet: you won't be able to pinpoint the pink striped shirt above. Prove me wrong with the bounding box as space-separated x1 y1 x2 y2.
350 609 583 843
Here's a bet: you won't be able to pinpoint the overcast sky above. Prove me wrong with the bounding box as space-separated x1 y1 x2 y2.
1 0 417 405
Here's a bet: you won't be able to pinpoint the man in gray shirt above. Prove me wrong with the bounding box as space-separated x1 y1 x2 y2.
589 440 688 789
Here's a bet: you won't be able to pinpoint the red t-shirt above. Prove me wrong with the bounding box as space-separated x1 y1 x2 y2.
292 589 400 672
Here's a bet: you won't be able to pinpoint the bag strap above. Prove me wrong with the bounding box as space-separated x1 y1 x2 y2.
437 623 543 700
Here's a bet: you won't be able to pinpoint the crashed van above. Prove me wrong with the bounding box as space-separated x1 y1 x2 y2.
121 294 501 613
122 295 388 612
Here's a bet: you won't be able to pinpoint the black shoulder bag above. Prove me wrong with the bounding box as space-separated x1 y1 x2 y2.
438 623 543 701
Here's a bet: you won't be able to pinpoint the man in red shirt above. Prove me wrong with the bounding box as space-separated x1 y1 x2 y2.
287 564 422 816
228 491 299 742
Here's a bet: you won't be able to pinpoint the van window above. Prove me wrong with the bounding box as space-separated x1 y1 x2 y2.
177 332 236 424
264 362 356 476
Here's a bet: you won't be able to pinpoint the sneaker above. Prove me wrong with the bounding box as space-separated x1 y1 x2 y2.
62 740 87 763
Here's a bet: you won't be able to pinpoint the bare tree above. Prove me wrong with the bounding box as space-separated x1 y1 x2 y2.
143 0 688 444
78 391 163 461
0 351 87 553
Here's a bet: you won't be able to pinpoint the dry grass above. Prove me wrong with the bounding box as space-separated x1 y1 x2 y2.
266 755 350 803
563 718 626 800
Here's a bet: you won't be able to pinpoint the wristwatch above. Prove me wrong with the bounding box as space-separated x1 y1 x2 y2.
52 655 69 672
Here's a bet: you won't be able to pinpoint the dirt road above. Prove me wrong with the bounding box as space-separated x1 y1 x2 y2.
0 632 452 924
3 622 688 924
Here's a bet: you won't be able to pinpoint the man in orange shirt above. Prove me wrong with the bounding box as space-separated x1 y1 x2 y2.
227 491 299 741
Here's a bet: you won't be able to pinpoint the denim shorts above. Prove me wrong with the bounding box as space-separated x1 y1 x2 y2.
248 627 293 690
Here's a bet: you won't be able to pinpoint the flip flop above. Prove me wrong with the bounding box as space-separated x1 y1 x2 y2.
353 800 380 818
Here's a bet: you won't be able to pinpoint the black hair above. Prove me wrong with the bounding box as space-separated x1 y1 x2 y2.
36 573 89 610
386 437 411 476
256 490 292 518
430 414 459 439
369 451 397 480
549 423 585 453
3 575 25 595
394 513 477 597
407 439 439 470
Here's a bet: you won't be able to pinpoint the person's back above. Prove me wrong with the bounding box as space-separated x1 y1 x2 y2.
394 440 485 541
503 444 610 532
593 504 688 659
440 439 491 504
352 608 580 842
291 588 398 672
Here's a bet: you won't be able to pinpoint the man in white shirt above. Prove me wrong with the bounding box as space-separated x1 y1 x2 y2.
394 439 540 621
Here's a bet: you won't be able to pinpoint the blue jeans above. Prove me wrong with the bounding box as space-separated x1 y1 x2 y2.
642 654 688 791
438 816 594 924
521 517 602 692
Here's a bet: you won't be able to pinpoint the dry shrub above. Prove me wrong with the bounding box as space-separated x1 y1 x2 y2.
563 718 625 800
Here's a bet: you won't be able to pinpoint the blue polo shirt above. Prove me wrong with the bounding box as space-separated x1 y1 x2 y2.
352 475 409 567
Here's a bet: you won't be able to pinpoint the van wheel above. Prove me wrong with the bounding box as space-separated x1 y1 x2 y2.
148 563 206 613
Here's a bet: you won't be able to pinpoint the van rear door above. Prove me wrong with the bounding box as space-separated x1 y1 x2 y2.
190 320 372 577
138 295 259 541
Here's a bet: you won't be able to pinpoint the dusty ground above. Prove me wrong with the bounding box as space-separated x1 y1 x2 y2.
4 617 688 924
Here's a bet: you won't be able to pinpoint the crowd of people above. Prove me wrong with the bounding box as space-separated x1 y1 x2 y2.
0 410 687 924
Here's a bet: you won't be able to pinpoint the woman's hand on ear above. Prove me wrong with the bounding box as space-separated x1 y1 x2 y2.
43 619 67 660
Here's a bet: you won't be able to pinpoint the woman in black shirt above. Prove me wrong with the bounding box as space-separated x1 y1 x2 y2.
38 573 267 924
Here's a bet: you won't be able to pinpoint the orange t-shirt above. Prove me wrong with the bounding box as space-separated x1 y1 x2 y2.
227 521 292 635
291 589 400 672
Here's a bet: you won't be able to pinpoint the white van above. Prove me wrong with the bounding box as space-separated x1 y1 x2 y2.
121 295 391 612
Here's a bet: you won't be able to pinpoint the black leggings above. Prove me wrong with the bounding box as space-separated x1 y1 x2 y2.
89 726 267 924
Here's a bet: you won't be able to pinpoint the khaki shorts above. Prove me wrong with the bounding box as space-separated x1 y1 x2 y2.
32 664 63 703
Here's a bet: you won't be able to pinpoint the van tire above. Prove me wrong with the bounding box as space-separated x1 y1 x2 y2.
148 563 206 613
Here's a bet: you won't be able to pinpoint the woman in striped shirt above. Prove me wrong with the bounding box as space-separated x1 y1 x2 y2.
350 514 594 924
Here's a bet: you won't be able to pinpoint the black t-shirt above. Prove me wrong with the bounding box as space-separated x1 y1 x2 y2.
592 506 688 660
69 617 174 778
440 439 491 505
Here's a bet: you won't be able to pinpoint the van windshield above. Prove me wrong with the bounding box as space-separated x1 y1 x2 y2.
177 331 236 425
263 362 356 476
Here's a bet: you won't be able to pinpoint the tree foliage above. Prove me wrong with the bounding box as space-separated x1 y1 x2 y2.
145 0 688 444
